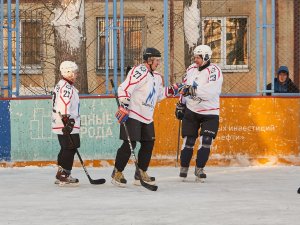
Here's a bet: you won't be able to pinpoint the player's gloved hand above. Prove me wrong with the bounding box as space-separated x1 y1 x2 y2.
180 85 197 97
61 116 75 135
167 83 185 96
175 102 186 120
115 105 129 123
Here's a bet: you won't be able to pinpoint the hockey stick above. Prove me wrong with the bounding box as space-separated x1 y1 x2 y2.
58 112 106 185
110 79 158 191
175 120 181 167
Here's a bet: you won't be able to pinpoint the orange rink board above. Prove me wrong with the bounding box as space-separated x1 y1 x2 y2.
152 97 300 167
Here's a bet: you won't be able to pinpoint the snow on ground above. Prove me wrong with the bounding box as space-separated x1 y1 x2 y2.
1 165 300 225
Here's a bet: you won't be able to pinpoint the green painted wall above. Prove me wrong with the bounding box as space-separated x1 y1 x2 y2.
10 98 122 161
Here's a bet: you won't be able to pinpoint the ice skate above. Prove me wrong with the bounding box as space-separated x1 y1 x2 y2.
133 168 155 186
55 166 79 187
179 167 189 182
111 168 127 187
194 167 206 183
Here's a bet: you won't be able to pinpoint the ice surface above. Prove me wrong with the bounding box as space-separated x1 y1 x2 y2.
1 166 300 225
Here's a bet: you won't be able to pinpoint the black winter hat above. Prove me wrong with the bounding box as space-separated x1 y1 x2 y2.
277 66 289 76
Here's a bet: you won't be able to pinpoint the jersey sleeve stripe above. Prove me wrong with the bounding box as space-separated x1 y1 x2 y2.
187 65 197 72
52 127 64 129
196 107 219 112
214 65 221 79
129 109 151 121
124 73 148 91
206 68 210 82
125 65 138 89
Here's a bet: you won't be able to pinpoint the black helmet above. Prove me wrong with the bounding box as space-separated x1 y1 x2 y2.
143 47 161 60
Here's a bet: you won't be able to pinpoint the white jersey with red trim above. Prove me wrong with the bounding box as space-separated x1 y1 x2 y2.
51 79 80 134
181 63 223 115
118 64 168 124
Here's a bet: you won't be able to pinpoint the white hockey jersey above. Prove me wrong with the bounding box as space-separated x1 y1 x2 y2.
180 63 223 115
118 64 169 124
51 79 80 134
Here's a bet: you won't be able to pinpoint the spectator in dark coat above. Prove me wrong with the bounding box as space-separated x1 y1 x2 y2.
266 66 299 95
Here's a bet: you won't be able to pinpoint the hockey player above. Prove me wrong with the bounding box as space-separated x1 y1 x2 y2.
52 61 80 186
175 45 223 182
112 47 183 187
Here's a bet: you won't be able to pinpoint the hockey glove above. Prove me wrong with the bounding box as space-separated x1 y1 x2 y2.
61 116 75 135
180 85 197 97
167 83 185 96
115 106 129 123
175 102 186 120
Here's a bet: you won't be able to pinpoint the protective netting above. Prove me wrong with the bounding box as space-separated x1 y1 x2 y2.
272 0 299 94
0 0 299 96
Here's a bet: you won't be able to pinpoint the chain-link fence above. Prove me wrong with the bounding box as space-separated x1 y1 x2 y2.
274 0 299 94
0 0 299 96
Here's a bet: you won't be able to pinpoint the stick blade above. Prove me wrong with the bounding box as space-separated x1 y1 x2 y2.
140 179 158 191
90 178 106 185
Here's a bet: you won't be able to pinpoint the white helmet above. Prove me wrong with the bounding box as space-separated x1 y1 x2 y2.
193 45 212 61
60 61 78 77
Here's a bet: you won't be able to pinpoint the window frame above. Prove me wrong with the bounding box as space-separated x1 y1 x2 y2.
96 16 145 74
2 18 43 74
202 16 249 72
19 19 43 72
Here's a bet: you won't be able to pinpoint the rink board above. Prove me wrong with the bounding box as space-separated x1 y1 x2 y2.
0 96 299 166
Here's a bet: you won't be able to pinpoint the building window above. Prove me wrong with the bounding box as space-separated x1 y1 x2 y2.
21 20 42 68
2 19 42 72
96 17 145 72
203 17 249 72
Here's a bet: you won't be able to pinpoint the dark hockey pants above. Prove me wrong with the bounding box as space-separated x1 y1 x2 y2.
57 134 80 171
180 136 211 168
114 140 154 172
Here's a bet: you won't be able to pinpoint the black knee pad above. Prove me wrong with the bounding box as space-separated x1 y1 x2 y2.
180 137 196 168
182 136 197 149
201 135 213 149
